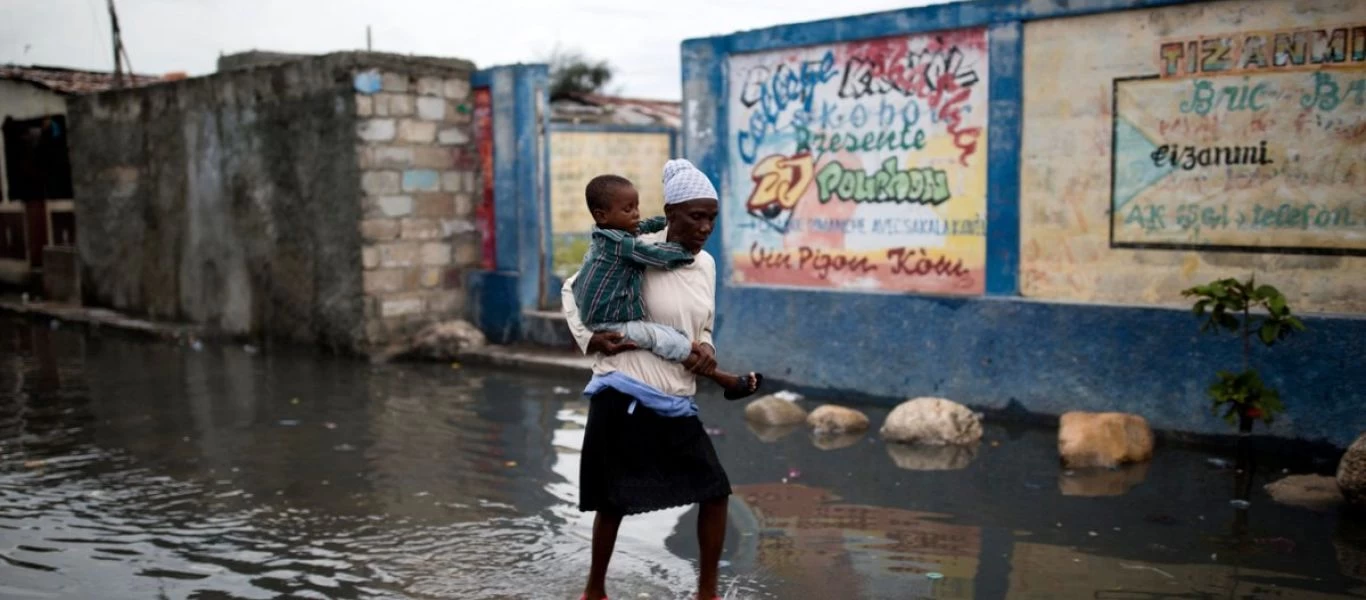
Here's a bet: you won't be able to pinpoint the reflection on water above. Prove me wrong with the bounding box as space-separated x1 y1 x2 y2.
1 316 1363 599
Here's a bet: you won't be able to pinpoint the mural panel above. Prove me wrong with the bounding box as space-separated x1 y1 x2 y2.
725 29 989 294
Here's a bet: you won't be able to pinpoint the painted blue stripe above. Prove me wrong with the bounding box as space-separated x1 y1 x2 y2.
694 0 1210 56
490 67 520 274
985 21 1022 296
534 65 555 309
513 66 545 311
680 38 730 279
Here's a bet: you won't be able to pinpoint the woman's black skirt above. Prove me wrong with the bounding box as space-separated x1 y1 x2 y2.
578 387 732 515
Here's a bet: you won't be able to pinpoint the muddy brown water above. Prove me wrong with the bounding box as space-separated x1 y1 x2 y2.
1 316 1363 599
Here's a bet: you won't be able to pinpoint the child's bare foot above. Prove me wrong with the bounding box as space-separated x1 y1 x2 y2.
709 369 763 401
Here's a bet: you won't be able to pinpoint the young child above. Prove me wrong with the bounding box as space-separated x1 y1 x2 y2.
571 173 762 400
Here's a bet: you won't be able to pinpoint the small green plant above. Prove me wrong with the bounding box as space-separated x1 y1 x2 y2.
1182 276 1305 432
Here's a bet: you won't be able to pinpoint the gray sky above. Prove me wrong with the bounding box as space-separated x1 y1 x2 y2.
0 0 943 99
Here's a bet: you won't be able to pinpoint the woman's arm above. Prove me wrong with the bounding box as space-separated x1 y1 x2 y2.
561 274 592 354
563 273 639 356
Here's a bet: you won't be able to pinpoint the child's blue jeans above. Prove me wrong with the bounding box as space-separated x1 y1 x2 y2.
592 321 692 363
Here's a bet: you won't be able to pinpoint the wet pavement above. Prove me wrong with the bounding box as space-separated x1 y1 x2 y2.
2 315 1364 599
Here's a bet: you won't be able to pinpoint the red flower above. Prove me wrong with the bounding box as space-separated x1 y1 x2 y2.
1246 407 1263 419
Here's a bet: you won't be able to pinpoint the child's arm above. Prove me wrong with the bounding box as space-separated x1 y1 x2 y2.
597 228 694 269
637 216 668 235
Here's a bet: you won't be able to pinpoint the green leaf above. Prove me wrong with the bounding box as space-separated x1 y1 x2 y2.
1287 316 1306 331
1217 313 1240 331
1259 322 1280 345
1269 294 1287 316
1192 299 1210 316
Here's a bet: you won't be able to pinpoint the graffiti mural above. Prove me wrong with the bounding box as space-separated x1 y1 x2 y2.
1112 22 1366 255
725 28 989 294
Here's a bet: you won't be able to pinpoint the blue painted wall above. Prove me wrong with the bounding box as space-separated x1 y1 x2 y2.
681 0 1366 446
466 64 551 344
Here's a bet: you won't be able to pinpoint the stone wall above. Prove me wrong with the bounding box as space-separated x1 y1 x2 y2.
353 68 480 347
68 52 477 352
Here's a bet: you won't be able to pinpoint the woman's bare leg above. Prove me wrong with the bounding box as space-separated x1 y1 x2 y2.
584 511 623 599
697 497 728 599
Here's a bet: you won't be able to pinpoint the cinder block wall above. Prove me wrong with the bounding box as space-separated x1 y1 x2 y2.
68 52 479 353
353 66 482 348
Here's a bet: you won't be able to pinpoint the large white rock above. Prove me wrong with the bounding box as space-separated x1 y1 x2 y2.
807 405 870 434
1266 474 1343 511
744 393 808 427
1057 411 1154 469
1337 433 1366 507
880 397 983 445
408 319 486 360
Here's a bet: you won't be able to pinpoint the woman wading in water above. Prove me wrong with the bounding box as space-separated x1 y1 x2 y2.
562 159 759 600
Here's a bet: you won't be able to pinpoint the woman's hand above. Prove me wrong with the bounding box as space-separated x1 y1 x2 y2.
689 343 718 376
587 331 639 355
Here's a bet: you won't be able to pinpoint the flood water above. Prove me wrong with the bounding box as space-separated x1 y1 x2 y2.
2 315 1364 600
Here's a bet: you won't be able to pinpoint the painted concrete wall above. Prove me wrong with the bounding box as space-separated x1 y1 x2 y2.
682 0 1366 447
69 52 478 352
1020 0 1366 314
547 128 672 277
0 80 68 285
725 29 989 294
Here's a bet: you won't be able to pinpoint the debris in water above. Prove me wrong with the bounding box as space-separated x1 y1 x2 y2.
415 491 430 497
278 420 300 427
990 440 1000 447
290 398 300 405
925 572 943 580
704 427 724 436
243 345 259 354
553 386 572 395
1230 499 1251 509
1206 458 1232 469
450 362 461 370
772 390 803 402
787 468 802 479
1088 531 1099 537
323 422 337 430
333 444 356 452
190 340 204 351
504 461 517 468
23 459 45 469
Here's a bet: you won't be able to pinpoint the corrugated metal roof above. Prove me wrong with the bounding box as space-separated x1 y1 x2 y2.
0 65 162 96
552 93 681 128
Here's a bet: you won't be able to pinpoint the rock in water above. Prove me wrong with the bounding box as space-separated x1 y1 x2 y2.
408 320 487 360
1265 474 1343 511
880 397 982 445
807 405 870 434
1057 412 1154 468
1337 433 1366 508
744 394 808 426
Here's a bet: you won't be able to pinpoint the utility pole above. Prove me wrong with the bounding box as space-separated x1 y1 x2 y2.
106 0 133 87
367 26 373 52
